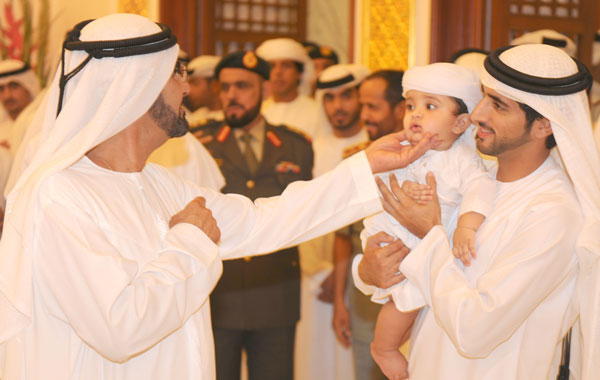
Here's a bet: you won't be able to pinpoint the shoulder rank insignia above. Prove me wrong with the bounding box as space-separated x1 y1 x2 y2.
266 130 282 147
343 140 371 159
216 126 231 143
275 160 301 173
282 125 311 143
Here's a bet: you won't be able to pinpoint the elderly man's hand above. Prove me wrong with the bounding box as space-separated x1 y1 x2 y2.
377 172 442 239
365 131 439 174
358 232 410 289
169 196 221 243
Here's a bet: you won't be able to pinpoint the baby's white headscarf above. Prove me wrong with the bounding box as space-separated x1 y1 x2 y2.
0 13 178 343
256 38 316 96
481 44 600 379
402 63 483 147
402 62 482 114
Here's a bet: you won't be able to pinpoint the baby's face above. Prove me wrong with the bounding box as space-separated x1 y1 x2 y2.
403 90 461 150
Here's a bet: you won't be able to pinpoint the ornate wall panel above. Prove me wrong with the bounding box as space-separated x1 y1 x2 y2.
118 0 148 16
360 0 410 70
204 0 307 56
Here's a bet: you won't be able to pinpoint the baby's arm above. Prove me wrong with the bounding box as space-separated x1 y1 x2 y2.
452 211 485 266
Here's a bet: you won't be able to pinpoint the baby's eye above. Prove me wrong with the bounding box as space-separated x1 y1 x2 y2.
406 104 414 111
427 103 436 110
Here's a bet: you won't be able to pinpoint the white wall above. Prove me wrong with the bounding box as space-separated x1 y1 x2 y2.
14 0 160 84
306 0 350 63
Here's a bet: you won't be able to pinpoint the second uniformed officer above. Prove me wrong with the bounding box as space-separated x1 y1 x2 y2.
196 51 314 380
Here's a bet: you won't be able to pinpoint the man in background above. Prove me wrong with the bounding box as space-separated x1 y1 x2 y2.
256 38 319 138
359 70 405 140
184 55 223 125
295 63 370 380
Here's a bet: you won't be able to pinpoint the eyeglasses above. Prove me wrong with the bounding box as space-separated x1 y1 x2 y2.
173 60 188 82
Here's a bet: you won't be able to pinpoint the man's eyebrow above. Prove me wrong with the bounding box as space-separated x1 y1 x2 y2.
488 93 509 108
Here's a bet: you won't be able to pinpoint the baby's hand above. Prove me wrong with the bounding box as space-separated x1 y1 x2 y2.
401 180 433 205
452 226 477 266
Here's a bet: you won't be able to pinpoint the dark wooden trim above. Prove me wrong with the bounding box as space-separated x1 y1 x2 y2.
160 0 199 57
430 0 487 63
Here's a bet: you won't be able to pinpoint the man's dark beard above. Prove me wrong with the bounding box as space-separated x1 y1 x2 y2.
330 108 361 131
182 96 195 112
148 94 189 138
475 121 531 157
225 99 262 129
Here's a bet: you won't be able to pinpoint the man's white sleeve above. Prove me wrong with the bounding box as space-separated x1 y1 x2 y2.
205 151 382 260
350 210 426 311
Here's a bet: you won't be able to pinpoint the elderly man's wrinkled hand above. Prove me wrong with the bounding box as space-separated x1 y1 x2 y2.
365 131 440 174
169 196 221 243
358 232 409 289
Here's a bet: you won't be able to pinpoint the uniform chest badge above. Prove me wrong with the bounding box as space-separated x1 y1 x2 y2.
275 161 301 173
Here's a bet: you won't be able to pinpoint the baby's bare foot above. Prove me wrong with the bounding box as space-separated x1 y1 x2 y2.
371 342 409 380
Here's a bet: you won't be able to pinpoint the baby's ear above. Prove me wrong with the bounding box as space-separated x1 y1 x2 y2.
451 113 471 134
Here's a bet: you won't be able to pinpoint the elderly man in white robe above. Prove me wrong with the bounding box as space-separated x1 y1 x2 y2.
256 38 319 139
354 44 600 379
295 63 370 380
0 14 437 380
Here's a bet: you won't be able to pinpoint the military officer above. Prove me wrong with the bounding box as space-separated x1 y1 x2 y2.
196 50 314 380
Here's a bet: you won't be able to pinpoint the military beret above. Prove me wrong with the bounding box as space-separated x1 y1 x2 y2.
214 51 270 80
302 41 339 64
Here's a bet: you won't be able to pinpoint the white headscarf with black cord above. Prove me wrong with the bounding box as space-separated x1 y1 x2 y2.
313 63 370 138
256 38 316 97
0 13 179 344
0 60 40 100
481 44 599 379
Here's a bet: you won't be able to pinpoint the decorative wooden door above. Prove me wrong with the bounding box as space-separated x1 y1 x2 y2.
161 0 307 58
490 0 598 68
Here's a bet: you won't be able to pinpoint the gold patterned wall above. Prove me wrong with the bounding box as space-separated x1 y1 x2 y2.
362 0 410 70
118 0 148 17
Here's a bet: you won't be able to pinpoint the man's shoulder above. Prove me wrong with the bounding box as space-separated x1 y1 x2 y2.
502 160 580 218
343 140 371 159
190 120 230 147
190 119 225 134
266 123 312 147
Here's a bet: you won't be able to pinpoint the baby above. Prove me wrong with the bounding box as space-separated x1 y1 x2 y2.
361 63 496 380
